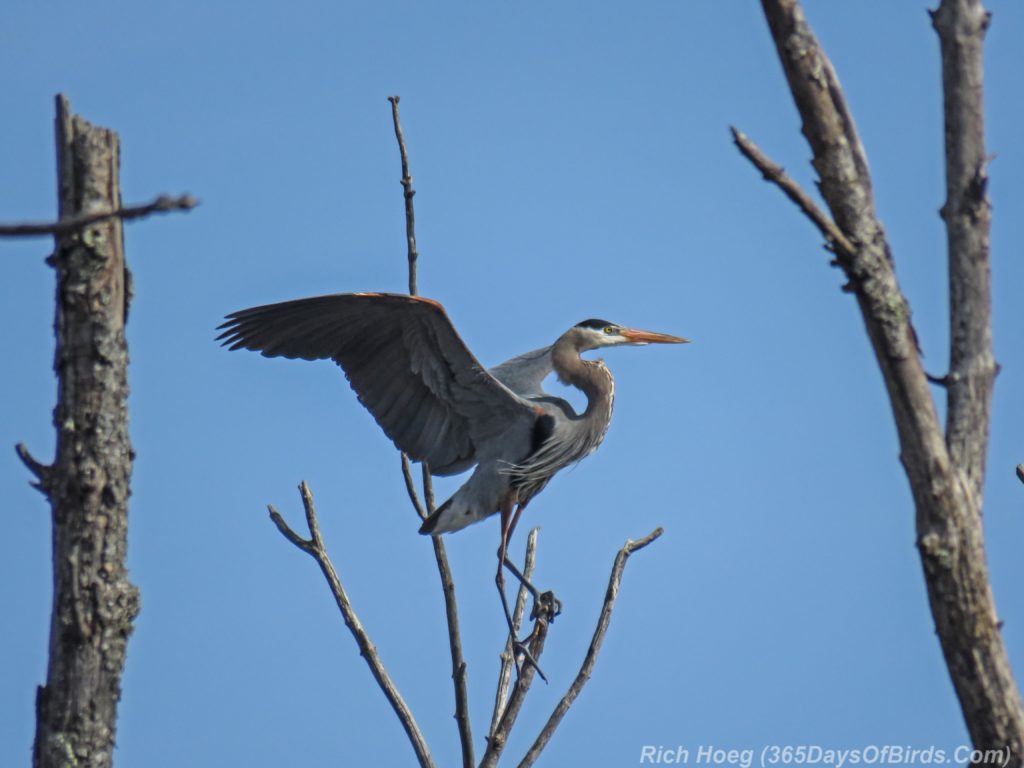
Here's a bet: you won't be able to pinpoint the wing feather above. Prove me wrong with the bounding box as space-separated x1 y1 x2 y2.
218 293 537 474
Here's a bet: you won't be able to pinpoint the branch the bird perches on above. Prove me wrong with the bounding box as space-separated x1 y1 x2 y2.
254 98 667 767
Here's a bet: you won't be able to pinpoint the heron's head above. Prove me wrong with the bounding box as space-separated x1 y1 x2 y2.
568 319 689 351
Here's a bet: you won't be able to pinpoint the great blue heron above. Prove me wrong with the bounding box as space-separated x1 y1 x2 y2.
218 292 687 651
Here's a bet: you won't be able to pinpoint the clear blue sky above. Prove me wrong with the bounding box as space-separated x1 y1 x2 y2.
2 2 1023 766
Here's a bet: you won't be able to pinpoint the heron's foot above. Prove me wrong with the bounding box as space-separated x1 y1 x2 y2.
530 589 562 623
497 552 555 682
507 591 561 683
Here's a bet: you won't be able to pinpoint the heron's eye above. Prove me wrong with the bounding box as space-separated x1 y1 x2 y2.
603 326 617 335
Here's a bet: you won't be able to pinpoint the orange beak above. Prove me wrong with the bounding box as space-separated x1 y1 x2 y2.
619 328 690 345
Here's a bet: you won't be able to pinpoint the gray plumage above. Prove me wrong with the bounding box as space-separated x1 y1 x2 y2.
218 292 687 535
490 346 553 398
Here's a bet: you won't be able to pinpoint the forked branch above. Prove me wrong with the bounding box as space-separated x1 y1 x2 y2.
730 127 854 258
479 593 556 768
736 0 1023 759
481 528 664 768
269 482 435 768
518 528 663 768
271 98 669 768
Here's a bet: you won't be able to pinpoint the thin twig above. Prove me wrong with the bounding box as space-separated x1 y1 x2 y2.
268 481 435 768
419 467 470 766
730 127 855 258
388 95 419 296
0 194 197 238
490 528 539 738
401 454 428 520
388 95 474 768
517 528 664 768
421 462 436 513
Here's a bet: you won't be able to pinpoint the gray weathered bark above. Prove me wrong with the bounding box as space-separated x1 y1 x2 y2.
933 0 995 508
22 94 140 768
735 1 1023 763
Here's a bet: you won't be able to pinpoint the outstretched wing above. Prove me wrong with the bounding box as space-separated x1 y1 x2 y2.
218 292 537 475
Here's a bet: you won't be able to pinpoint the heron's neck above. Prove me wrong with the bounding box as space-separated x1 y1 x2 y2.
552 338 614 417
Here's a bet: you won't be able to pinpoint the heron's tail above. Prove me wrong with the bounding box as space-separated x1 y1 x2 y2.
418 500 452 535
419 495 490 535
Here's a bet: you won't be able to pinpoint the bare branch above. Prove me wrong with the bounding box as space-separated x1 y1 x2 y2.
387 96 474 768
480 592 558 768
517 528 663 768
730 127 855 258
421 462 436 513
270 481 435 768
430 533 473 768
267 504 315 554
401 453 428 520
388 95 419 296
490 528 540 737
933 0 996 505
751 0 1023 757
0 194 197 238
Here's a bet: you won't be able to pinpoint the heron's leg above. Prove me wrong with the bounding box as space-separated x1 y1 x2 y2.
495 496 518 639
495 498 547 681
506 499 525 542
501 556 540 601
500 502 562 620
499 502 539 599
501 555 563 620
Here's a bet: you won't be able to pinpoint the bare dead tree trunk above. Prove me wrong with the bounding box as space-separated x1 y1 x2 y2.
20 95 141 768
733 1 1023 762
